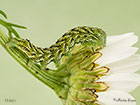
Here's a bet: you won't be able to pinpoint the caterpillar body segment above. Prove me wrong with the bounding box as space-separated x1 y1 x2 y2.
7 26 106 70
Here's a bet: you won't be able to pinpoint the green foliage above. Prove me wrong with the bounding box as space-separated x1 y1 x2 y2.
0 10 27 38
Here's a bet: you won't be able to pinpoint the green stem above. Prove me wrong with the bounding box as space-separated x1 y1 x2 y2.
0 29 64 91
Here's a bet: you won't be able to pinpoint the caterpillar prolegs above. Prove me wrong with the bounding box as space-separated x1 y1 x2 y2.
7 26 106 70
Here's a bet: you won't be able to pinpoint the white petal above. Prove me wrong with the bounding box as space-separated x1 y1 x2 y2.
98 73 140 92
96 33 138 65
107 54 140 74
96 47 138 65
107 33 138 46
106 81 140 92
99 73 140 83
97 90 136 105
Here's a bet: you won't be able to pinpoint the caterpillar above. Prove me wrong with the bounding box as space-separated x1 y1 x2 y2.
7 26 106 69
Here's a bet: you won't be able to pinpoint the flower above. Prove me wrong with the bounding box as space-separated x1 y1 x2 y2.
0 17 140 105
1 10 139 105
95 32 140 105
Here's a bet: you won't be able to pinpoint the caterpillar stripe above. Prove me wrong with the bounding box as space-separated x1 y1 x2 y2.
8 26 106 69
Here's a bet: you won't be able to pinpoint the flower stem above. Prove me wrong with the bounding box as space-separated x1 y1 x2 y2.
0 29 64 91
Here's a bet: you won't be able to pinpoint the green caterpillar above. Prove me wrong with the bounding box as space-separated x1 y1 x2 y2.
7 26 106 70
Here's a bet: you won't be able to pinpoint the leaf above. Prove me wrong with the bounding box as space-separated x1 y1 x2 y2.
0 10 27 38
0 10 7 19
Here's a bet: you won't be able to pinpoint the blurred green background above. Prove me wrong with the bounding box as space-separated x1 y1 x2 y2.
0 0 140 105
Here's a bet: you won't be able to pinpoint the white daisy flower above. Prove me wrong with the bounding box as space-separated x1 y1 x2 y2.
96 33 140 105
0 15 140 105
